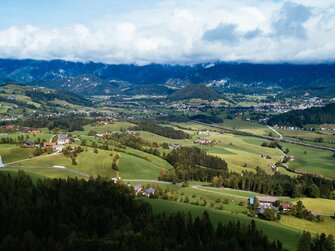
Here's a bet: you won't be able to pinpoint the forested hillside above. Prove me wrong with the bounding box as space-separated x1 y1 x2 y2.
0 171 285 251
268 103 335 127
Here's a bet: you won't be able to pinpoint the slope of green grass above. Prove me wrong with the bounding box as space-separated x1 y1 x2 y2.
146 199 300 251
280 215 335 237
281 143 335 179
0 144 35 164
6 145 170 180
292 198 335 216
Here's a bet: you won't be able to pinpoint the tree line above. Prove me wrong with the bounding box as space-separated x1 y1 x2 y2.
159 147 228 182
211 167 335 199
268 103 335 127
133 121 190 139
21 115 91 131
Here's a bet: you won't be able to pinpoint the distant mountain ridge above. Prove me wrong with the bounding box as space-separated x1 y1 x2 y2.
0 59 335 96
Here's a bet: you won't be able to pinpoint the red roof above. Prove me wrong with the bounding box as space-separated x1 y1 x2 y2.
282 203 293 210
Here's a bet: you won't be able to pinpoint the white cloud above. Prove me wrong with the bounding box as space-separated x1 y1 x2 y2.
0 0 334 64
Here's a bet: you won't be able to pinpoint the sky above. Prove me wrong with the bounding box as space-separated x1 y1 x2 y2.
0 0 334 65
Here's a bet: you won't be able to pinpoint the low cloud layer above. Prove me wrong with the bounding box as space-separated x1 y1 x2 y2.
0 0 334 64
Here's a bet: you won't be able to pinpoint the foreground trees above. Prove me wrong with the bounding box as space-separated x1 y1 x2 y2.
298 231 335 251
0 171 285 251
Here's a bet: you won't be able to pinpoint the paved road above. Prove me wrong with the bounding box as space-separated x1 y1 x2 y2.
267 125 283 140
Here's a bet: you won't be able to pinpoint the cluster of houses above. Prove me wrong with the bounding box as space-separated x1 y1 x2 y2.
194 138 212 145
168 143 181 149
197 130 210 135
42 134 70 152
3 124 41 134
21 133 70 153
134 184 156 198
248 196 293 215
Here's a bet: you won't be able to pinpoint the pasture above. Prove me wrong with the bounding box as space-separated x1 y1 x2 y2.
146 198 299 251
281 143 335 179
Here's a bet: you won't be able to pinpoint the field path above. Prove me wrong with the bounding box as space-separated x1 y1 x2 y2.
49 134 58 142
267 125 283 140
3 152 62 166
191 185 250 199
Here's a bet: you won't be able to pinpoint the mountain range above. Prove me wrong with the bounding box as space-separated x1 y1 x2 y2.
0 59 334 97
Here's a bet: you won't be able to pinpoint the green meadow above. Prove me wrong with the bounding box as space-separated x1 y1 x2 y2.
281 142 335 179
146 198 300 251
0 144 35 164
5 145 171 180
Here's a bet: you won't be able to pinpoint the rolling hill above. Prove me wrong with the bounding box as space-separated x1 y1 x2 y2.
169 84 221 101
0 83 92 115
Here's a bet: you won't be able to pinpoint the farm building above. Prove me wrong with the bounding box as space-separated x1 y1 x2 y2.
143 188 155 197
43 142 56 150
21 141 34 148
194 138 212 145
249 196 279 215
249 196 278 207
281 203 293 211
57 134 70 145
169 143 181 149
134 184 143 195
30 129 41 134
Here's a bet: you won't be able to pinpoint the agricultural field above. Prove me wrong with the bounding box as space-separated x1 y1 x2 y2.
278 128 335 145
214 120 273 136
281 143 335 179
292 198 335 216
76 121 134 135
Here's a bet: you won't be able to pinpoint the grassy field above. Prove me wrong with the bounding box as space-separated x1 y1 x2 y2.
6 145 171 180
292 198 335 215
79 122 134 134
280 215 335 236
138 124 291 175
146 198 300 251
0 144 35 164
173 120 272 136
278 128 335 145
215 120 272 136
281 143 335 179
